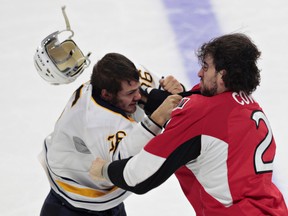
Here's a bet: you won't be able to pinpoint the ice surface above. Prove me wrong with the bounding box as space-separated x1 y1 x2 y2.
0 0 287 215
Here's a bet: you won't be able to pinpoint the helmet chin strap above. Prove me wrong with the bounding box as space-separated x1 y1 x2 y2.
61 6 74 38
59 6 92 73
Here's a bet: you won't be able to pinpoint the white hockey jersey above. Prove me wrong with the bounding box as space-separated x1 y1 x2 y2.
39 66 163 211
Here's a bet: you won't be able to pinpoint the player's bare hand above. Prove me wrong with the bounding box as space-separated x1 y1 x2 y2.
151 94 182 126
160 75 184 94
89 158 107 181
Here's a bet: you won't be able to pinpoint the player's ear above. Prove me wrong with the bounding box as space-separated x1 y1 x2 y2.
101 89 112 101
218 69 226 76
218 69 227 90
218 70 226 82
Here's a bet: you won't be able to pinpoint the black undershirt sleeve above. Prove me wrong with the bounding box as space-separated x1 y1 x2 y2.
107 135 202 194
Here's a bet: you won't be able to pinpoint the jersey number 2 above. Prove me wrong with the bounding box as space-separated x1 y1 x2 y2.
251 110 274 174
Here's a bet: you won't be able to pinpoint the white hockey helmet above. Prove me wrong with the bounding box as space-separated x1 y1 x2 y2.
34 6 91 85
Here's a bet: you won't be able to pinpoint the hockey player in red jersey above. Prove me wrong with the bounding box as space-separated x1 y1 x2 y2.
90 33 288 216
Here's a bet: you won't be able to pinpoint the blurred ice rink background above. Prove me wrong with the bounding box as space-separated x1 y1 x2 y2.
0 0 287 215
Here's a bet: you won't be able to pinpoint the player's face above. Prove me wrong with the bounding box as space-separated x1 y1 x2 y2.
197 55 225 96
113 80 141 114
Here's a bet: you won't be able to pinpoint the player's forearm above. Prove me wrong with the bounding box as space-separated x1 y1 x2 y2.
112 115 162 159
102 150 173 195
140 115 162 136
102 135 202 194
102 156 160 195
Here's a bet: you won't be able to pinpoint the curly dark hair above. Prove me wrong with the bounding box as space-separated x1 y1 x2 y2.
90 53 139 96
197 33 261 94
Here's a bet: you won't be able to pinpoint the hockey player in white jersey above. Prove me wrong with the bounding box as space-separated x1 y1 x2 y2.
37 52 183 216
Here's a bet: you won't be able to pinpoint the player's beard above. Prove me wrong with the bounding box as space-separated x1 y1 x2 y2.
200 80 218 96
110 95 137 114
109 95 119 107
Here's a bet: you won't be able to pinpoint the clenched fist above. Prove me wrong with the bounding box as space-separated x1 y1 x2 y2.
150 94 182 126
160 75 184 94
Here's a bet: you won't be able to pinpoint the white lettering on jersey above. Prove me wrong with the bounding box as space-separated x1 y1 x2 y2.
138 68 154 88
232 91 255 105
251 110 274 173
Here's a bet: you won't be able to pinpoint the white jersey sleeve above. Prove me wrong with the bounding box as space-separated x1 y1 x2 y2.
40 82 162 211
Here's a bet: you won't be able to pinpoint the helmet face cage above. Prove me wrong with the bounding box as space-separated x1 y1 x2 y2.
34 6 91 85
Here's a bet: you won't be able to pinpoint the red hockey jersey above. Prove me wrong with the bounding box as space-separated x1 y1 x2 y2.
105 90 288 216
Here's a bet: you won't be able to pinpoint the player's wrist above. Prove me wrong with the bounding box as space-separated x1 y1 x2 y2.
141 116 162 136
150 110 167 126
102 162 111 182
